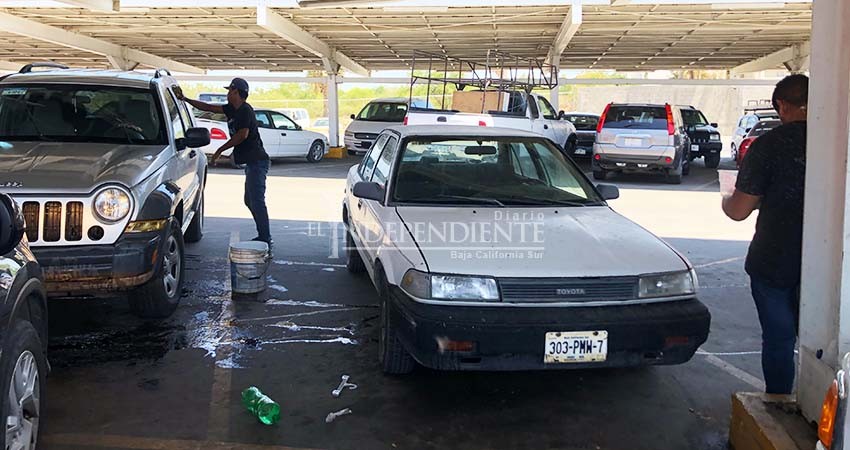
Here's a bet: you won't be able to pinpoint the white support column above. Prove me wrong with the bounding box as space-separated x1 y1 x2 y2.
798 0 850 422
549 53 561 111
327 72 340 148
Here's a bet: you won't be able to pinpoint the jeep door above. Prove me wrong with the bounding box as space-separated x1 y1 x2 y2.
165 89 201 219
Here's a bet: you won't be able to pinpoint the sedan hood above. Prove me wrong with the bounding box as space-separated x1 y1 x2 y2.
395 206 687 278
0 141 172 193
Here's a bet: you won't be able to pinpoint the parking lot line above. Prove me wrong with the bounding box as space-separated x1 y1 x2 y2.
694 256 745 269
205 231 239 442
702 353 766 391
41 433 321 450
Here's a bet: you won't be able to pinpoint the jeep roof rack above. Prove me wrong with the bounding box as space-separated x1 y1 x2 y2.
153 68 172 78
19 62 69 74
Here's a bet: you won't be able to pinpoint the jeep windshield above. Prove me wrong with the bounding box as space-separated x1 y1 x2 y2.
680 109 709 127
0 84 166 145
392 137 603 207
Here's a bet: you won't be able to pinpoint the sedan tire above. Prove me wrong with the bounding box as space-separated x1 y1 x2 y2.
306 140 325 163
377 266 416 375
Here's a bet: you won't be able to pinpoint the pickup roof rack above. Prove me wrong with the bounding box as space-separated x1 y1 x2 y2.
744 99 775 113
409 50 558 110
19 62 69 73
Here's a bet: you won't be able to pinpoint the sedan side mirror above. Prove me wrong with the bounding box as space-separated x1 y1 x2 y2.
0 194 25 256
596 184 620 201
710 122 719 128
182 127 211 149
352 181 385 203
350 114 356 120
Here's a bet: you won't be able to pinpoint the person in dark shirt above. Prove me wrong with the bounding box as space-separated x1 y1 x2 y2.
722 74 808 394
175 78 272 247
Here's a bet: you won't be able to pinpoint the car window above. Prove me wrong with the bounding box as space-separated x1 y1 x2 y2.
738 116 748 128
172 88 194 131
392 136 601 206
536 96 558 120
0 84 166 144
356 102 408 122
506 92 528 115
164 91 185 140
359 134 389 180
255 112 273 129
680 109 708 127
747 120 781 138
603 106 668 130
269 112 298 130
563 115 599 130
371 136 399 187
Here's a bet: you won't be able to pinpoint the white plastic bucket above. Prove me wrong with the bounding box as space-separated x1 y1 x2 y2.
718 169 738 198
229 241 270 295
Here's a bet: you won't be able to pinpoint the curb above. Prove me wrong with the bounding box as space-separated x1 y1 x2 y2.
730 392 803 450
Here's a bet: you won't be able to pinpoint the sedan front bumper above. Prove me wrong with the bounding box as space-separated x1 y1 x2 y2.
389 286 711 371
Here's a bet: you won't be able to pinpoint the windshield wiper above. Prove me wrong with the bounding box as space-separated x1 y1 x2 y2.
504 198 593 207
2 96 53 142
404 194 505 207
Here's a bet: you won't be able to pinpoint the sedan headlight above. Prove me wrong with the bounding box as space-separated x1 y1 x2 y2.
401 269 499 302
709 133 721 142
93 187 131 223
639 271 695 298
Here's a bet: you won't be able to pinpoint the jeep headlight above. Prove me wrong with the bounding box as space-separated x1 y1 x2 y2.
93 187 131 223
639 271 695 298
401 269 499 301
709 133 721 142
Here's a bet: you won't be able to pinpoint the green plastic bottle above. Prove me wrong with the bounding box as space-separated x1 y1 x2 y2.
241 386 281 425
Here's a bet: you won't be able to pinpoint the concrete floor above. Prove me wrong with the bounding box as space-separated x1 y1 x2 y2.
40 154 768 450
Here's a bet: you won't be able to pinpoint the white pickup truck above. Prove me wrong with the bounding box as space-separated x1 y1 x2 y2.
404 91 579 154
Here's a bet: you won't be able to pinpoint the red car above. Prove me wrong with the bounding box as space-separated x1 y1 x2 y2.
736 119 781 168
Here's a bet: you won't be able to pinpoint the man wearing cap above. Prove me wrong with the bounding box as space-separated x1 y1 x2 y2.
174 78 272 247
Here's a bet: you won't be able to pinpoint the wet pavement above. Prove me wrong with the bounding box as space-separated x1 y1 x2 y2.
41 156 763 450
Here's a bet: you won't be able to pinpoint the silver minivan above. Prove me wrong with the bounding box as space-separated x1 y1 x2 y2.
592 103 691 184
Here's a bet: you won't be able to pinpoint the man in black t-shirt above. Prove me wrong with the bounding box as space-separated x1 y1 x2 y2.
722 74 808 394
175 78 272 247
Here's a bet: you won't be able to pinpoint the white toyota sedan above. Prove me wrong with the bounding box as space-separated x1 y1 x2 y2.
343 125 710 374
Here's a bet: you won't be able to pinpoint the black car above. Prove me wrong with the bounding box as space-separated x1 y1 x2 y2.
561 112 599 159
677 105 722 169
0 193 48 450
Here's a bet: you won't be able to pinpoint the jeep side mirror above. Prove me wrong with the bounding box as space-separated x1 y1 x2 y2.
558 110 565 119
0 194 24 256
710 122 718 128
596 184 620 201
350 114 356 120
181 127 211 149
352 181 385 203
745 127 752 133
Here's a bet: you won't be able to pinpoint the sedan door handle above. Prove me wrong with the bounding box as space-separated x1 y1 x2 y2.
280 133 287 136
544 124 549 130
189 150 197 158
357 199 363 209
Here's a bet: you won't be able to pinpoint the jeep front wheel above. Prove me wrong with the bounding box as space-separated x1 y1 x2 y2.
129 221 185 319
184 189 204 243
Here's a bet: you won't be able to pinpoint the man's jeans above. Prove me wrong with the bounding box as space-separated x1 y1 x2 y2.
244 159 271 242
750 276 799 394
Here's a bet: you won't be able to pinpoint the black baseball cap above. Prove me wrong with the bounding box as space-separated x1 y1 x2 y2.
224 78 249 93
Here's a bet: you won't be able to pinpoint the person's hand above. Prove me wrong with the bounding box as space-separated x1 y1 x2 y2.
209 151 223 167
173 86 185 101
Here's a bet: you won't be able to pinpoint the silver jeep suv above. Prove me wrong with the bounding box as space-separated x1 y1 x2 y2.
0 64 210 318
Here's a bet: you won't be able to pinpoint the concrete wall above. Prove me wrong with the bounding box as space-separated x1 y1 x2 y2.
560 85 776 139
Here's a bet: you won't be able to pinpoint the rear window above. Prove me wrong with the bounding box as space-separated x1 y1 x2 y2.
602 106 668 130
563 115 599 131
747 121 780 138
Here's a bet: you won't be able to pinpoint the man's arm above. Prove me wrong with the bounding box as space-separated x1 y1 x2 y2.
211 128 249 164
723 191 761 221
173 87 224 114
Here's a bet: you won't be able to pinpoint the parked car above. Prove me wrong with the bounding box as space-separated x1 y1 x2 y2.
345 98 427 156
676 105 722 169
0 66 211 318
592 103 692 184
342 125 711 374
198 92 227 104
0 193 48 450
194 108 328 163
736 119 781 168
560 112 599 158
817 352 848 450
277 107 310 128
404 91 578 155
732 106 779 158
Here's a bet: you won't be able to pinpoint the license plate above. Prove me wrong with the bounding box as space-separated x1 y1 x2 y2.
691 144 700 152
574 148 586 155
624 138 642 147
544 331 608 363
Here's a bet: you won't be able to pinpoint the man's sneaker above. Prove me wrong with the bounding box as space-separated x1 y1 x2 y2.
250 236 274 253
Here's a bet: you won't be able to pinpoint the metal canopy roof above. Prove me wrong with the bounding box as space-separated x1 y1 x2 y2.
0 1 812 73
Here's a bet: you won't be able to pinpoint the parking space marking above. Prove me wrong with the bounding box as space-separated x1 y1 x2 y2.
237 307 360 323
206 231 239 442
694 256 745 269
692 179 719 191
702 353 765 391
274 260 347 269
41 433 321 450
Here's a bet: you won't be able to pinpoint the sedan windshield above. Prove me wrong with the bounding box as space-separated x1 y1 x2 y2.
392 137 603 206
0 84 166 144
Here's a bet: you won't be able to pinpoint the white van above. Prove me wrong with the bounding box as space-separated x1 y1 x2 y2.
277 108 311 128
344 98 427 155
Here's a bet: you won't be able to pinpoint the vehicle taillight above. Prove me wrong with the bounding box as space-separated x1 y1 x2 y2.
665 156 673 164
403 116 409 126
478 120 487 127
665 104 675 136
210 128 227 140
597 103 611 134
594 154 601 161
819 379 840 449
